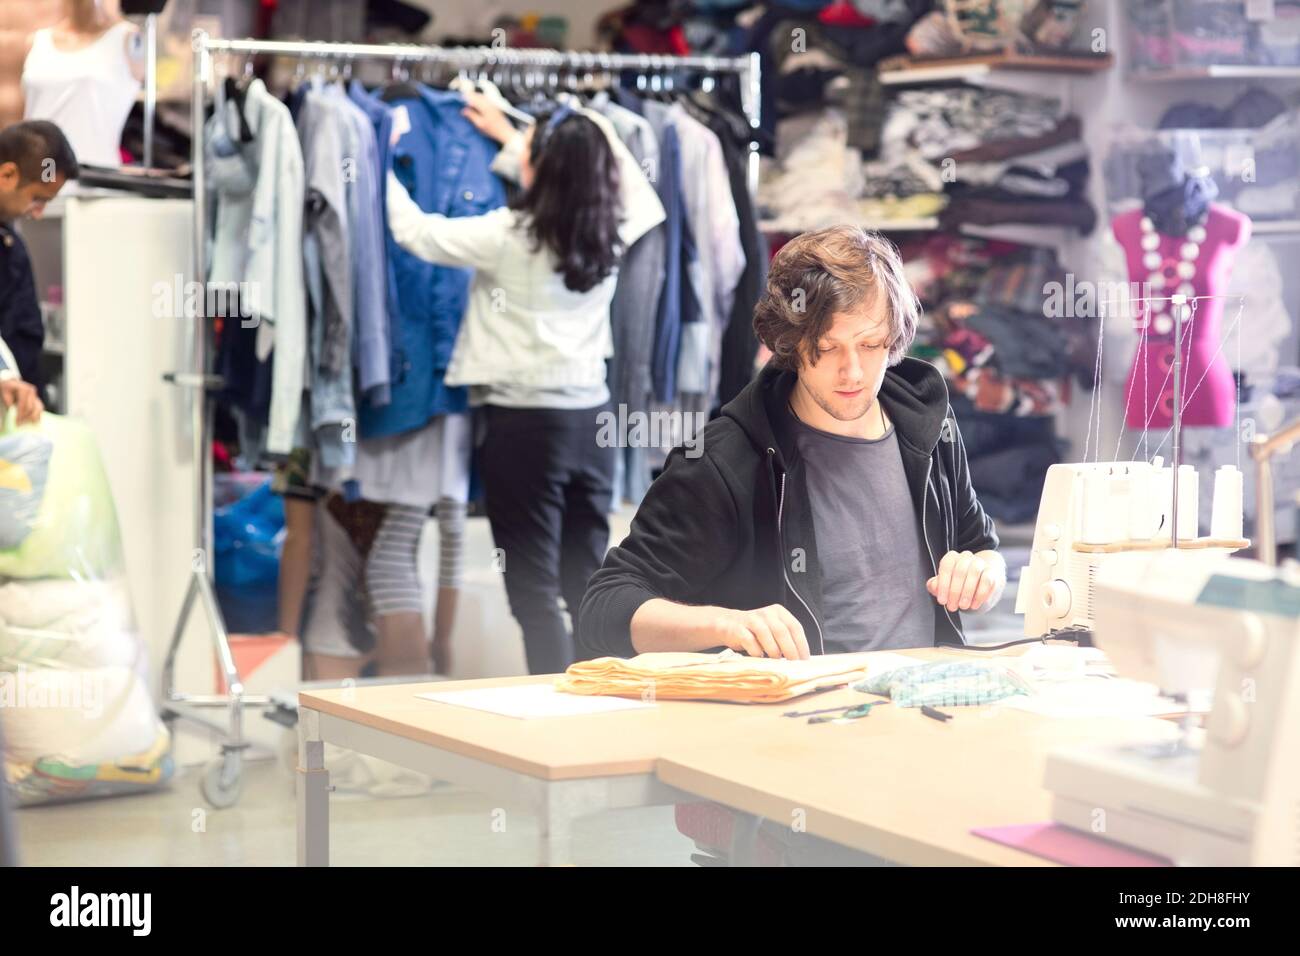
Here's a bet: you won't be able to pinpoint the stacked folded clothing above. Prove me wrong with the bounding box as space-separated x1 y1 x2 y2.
556 650 881 704
884 86 1063 162
746 1 930 155
871 87 1097 234
758 109 870 231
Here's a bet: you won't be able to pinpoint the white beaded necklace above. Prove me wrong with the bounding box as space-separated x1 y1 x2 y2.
1140 213 1208 335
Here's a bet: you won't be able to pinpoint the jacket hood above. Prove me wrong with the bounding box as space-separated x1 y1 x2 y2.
720 357 953 466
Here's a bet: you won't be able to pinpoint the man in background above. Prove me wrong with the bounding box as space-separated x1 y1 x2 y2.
0 118 78 402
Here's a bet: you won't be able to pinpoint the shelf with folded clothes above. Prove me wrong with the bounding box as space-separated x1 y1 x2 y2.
757 219 1081 247
877 50 1114 86
1124 0 1300 79
879 92 1095 240
759 218 935 234
1131 64 1300 81
757 87 1097 245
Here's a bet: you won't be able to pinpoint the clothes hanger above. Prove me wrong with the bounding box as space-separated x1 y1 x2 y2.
527 65 550 110
450 70 535 126
381 56 422 102
222 55 254 143
649 57 673 103
648 72 667 103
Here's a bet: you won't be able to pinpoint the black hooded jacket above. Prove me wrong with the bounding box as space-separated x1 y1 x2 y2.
578 359 1000 657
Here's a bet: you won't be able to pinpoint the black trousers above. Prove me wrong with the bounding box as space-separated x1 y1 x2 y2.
479 404 615 675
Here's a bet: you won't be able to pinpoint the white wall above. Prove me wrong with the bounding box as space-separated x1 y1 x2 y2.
407 0 604 49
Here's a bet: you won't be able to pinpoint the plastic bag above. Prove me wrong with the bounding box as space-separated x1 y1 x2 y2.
213 476 283 634
0 411 171 804
854 660 1031 708
0 413 121 580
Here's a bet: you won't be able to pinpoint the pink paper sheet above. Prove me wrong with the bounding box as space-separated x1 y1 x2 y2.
972 822 1172 867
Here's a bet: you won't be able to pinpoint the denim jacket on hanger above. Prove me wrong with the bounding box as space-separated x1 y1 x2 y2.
352 83 506 439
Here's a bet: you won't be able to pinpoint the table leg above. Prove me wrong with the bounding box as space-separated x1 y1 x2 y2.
730 812 762 867
297 708 330 867
538 807 573 867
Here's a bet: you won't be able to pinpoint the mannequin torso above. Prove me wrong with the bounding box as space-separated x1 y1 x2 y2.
20 1 143 167
1114 202 1250 430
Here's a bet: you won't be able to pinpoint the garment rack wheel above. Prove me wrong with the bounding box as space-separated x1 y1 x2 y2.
201 746 245 809
161 566 260 809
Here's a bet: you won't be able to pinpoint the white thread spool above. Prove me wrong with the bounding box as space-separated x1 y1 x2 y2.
1210 464 1244 540
1107 470 1132 541
1081 468 1111 544
1177 464 1199 540
1127 462 1155 540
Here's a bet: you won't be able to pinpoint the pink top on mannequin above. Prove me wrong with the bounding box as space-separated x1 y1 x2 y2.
1114 202 1250 430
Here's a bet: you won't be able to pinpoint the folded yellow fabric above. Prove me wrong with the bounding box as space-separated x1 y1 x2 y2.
555 651 881 704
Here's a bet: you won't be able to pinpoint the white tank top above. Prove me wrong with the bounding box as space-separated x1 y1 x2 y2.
21 22 141 168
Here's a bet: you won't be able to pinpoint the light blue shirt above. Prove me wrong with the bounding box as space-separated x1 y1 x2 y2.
327 84 391 409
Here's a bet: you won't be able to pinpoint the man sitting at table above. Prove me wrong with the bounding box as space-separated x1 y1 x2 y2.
579 225 1005 660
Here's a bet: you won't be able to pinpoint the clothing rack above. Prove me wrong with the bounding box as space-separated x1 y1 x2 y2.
162 29 762 808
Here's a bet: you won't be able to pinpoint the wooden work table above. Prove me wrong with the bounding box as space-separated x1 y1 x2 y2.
296 647 1177 865
299 674 776 782
655 679 1178 865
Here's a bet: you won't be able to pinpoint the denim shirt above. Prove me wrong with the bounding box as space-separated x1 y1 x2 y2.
348 80 400 374
327 84 391 409
353 84 506 439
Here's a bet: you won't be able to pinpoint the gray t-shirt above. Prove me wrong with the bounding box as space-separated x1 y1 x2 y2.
792 414 935 653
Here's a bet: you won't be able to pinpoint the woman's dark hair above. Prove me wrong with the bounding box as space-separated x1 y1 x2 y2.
513 109 623 293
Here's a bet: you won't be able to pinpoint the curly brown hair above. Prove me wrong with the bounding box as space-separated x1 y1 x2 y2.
753 225 921 371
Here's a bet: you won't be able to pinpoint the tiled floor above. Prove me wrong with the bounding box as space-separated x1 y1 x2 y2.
14 757 695 867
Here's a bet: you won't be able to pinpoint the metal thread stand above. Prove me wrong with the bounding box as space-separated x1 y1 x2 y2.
1171 294 1184 547
161 30 761 809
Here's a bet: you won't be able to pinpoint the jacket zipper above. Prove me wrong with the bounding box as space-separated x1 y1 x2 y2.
774 461 825 655
920 455 965 643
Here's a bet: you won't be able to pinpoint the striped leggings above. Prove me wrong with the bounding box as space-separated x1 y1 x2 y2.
301 494 467 658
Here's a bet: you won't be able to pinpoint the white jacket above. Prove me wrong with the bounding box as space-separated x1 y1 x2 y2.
386 171 617 396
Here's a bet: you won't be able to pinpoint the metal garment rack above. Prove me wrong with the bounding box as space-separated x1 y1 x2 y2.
163 29 761 809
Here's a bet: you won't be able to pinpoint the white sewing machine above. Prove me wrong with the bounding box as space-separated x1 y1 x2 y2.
1015 459 1248 638
1042 548 1299 865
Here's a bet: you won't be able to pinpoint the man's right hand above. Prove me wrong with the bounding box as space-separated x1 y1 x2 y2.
712 604 810 660
0 378 42 425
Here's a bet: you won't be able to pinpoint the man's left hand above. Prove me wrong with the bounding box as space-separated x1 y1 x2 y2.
927 549 1005 613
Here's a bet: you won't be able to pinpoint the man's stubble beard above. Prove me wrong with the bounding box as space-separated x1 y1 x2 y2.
806 380 877 423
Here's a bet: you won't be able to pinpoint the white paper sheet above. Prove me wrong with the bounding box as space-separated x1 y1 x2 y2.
416 684 656 719
997 678 1193 719
857 652 929 678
